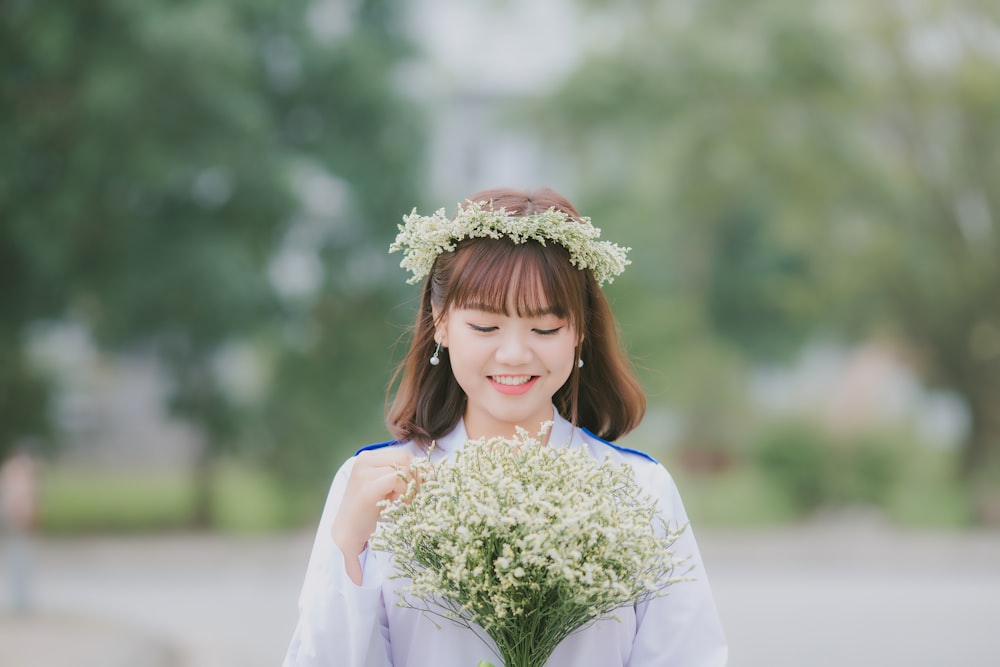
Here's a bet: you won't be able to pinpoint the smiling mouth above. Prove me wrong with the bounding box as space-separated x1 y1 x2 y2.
489 375 536 386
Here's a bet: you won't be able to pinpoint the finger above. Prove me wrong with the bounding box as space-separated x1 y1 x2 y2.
372 469 410 503
355 450 414 479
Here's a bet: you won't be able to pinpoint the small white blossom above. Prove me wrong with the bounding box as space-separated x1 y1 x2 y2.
370 426 689 667
388 199 632 286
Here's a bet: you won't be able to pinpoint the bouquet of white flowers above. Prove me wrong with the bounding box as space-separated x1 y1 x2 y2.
371 425 690 667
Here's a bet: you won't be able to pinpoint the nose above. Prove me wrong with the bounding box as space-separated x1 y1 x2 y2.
494 330 532 366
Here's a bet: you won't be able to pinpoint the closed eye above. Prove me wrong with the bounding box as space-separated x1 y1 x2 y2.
534 327 562 336
469 324 497 333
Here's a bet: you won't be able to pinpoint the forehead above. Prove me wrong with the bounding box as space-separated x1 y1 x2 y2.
447 242 572 319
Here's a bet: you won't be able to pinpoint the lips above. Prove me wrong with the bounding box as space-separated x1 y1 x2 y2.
488 375 539 395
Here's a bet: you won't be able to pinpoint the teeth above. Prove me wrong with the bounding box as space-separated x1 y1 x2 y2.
492 375 532 386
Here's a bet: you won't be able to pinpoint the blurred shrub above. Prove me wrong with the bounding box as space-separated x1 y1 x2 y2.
670 464 802 527
833 433 898 507
750 420 904 515
751 421 832 512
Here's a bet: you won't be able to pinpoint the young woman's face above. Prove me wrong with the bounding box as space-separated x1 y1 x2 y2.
438 305 578 440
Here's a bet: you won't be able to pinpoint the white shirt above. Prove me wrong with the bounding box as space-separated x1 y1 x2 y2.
284 411 728 667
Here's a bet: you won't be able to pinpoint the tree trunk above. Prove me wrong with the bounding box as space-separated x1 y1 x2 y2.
962 386 1000 526
191 446 216 529
962 387 1000 476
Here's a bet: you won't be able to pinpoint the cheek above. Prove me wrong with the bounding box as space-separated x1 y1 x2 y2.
444 334 485 373
549 340 577 374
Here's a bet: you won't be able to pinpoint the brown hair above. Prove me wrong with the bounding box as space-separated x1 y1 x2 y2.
386 187 645 446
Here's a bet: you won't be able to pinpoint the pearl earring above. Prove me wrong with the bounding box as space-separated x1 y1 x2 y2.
429 341 442 366
577 357 584 369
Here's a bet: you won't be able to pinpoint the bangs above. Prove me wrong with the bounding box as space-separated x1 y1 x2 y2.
443 238 586 326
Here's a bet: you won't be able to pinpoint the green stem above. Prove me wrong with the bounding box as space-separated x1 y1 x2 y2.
495 639 552 667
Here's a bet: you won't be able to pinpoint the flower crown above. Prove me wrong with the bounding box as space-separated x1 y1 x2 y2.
389 199 631 285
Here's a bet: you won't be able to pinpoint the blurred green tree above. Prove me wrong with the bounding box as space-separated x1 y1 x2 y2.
1 0 423 524
528 0 999 478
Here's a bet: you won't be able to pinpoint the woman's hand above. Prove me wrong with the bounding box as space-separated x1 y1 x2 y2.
331 448 416 584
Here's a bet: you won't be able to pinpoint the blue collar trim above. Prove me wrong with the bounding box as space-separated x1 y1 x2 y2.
581 427 658 464
354 439 399 456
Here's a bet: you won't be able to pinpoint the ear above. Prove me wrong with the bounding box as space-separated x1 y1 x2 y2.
431 305 448 346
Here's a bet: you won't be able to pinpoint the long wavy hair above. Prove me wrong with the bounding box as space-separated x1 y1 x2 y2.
386 188 645 447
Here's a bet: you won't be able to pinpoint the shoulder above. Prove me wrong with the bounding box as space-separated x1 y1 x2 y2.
329 438 415 483
577 429 687 518
577 427 679 497
579 427 659 465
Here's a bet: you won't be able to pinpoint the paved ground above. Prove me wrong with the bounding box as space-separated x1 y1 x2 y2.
703 515 1000 667
2 515 999 667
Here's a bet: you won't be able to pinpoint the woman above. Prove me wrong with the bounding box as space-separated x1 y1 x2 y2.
284 188 728 666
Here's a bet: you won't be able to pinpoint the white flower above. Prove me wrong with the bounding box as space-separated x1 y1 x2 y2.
388 199 632 286
371 425 690 667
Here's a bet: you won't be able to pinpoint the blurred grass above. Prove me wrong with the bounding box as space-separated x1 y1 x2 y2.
40 468 195 534
885 448 975 528
211 462 294 533
38 460 308 534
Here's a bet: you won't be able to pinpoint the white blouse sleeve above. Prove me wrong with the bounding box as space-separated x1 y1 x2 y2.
629 466 729 666
283 458 393 667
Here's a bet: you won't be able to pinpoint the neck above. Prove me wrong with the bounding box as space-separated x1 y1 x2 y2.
463 407 555 445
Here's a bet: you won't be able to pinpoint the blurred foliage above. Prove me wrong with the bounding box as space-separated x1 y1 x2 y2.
1 0 425 523
750 420 900 513
525 0 1000 485
752 422 833 512
668 463 802 527
7 0 999 531
674 423 973 527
